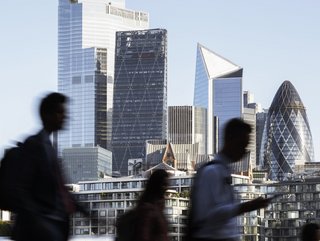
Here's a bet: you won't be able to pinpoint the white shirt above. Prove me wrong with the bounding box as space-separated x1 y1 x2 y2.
192 153 241 240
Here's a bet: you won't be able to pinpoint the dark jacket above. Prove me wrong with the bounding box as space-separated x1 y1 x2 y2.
135 202 168 241
13 130 72 241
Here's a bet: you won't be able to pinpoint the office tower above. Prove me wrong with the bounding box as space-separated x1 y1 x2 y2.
112 29 167 176
57 0 149 155
256 109 268 167
243 90 254 107
261 81 315 181
193 43 243 154
242 107 256 170
62 146 112 183
243 91 266 169
168 106 207 155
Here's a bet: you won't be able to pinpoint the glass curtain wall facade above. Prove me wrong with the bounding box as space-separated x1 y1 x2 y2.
256 110 268 167
112 29 168 176
261 81 315 181
62 146 112 183
193 43 243 154
57 0 149 155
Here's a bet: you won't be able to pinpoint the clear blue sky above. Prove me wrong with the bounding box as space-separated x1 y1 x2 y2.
1 1 319 160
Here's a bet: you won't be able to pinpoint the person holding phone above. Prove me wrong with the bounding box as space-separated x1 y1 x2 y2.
188 118 271 241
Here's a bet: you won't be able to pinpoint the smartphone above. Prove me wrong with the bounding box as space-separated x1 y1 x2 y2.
267 194 282 201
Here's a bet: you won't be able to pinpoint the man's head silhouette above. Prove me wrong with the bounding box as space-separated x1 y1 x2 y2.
222 118 251 162
39 92 68 133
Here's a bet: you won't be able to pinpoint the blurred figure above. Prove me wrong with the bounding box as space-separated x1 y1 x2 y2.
188 118 271 241
117 169 169 241
301 223 320 241
136 169 169 241
12 92 80 241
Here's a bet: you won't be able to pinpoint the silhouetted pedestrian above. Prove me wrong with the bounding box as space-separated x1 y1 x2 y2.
301 223 320 241
136 169 169 241
187 118 271 241
12 92 81 241
117 169 169 241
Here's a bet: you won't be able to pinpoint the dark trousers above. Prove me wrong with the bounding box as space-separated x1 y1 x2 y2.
192 238 237 241
13 213 69 241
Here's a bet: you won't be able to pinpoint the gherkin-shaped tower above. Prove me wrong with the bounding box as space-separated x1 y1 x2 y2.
261 81 314 181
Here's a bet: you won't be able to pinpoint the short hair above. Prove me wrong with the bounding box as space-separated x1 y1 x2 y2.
39 92 67 122
301 223 319 241
224 118 252 142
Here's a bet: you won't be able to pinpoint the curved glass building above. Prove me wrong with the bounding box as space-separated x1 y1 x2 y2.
261 81 315 181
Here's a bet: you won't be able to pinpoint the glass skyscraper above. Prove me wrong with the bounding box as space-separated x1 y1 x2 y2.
62 146 112 183
57 0 149 155
261 81 315 181
193 44 243 154
256 109 268 167
112 29 168 176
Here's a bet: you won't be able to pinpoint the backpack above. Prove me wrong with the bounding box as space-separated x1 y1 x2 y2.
116 208 138 241
0 142 25 211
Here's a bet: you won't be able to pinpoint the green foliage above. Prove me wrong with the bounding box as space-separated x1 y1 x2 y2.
179 191 190 198
0 221 12 236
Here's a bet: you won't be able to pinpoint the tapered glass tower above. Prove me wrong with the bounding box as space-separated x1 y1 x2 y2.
261 81 315 181
112 29 167 176
193 44 243 154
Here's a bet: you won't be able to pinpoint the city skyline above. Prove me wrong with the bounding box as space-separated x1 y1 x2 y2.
1 1 319 160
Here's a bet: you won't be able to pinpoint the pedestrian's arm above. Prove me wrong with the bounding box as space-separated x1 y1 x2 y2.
238 197 271 215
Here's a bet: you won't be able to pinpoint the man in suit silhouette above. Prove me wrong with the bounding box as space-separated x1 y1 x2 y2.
13 92 77 241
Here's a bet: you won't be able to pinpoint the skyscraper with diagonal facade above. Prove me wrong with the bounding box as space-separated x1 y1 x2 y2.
261 81 315 181
112 29 167 176
57 0 149 156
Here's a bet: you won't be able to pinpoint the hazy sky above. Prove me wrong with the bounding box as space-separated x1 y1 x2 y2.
0 1 319 159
